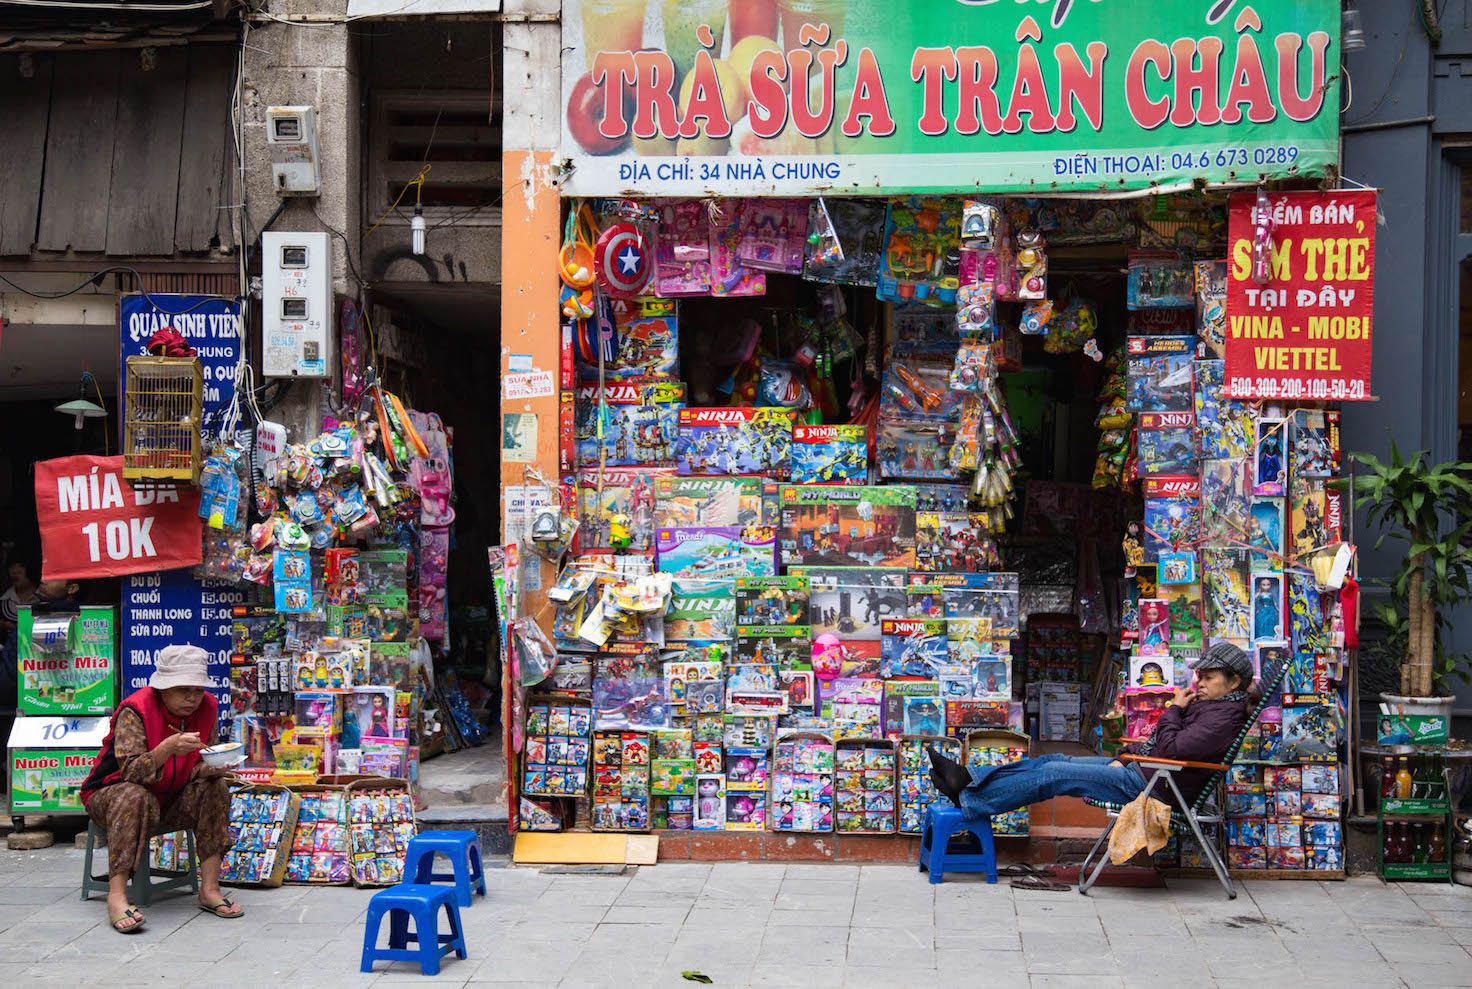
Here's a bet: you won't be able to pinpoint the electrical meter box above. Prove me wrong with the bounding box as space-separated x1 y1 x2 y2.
262 230 331 378
266 105 321 196
17 606 117 716
7 717 109 815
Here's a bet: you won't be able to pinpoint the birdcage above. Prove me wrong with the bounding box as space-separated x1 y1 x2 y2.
123 356 203 483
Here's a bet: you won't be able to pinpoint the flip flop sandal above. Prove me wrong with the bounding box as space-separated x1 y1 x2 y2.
1009 874 1071 892
999 863 1058 878
110 908 146 934
199 897 243 919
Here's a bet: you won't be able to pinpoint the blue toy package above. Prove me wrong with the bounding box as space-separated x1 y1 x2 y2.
876 197 962 307
1142 475 1201 564
891 305 961 358
877 420 961 482
575 379 684 467
675 407 795 477
790 424 868 484
1126 336 1196 412
912 483 971 513
879 618 948 677
1127 252 1196 309
1137 412 1199 476
1193 359 1256 460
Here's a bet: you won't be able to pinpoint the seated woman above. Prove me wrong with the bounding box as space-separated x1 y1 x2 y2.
929 643 1254 820
81 645 244 933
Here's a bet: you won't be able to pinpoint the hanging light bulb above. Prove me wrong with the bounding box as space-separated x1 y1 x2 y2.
411 203 426 256
1343 2 1367 52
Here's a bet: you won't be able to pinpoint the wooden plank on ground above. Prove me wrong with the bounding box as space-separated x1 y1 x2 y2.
37 52 121 253
174 45 234 253
106 47 187 256
513 832 660 866
0 55 54 256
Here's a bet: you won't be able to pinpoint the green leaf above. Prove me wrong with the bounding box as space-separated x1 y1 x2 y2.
682 972 715 984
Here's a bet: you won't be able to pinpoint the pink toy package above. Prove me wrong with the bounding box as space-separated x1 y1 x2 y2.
654 199 711 297
736 198 808 274
709 201 766 298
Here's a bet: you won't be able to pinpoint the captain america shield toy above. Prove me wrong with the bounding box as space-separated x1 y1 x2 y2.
594 222 651 297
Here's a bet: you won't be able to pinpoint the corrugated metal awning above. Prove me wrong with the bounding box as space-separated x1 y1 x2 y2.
345 0 500 17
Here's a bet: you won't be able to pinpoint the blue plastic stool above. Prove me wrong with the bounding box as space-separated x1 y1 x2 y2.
403 830 487 908
918 805 998 885
360 884 468 976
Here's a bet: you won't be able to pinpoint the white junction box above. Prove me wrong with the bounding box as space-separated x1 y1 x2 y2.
266 106 321 196
262 230 330 378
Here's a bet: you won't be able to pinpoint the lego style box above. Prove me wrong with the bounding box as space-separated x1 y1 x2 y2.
17 606 117 715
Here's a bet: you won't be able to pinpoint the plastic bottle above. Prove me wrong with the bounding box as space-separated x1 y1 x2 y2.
1428 824 1447 864
1395 756 1414 800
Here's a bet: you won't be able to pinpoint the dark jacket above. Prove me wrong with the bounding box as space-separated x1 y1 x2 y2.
1124 696 1249 807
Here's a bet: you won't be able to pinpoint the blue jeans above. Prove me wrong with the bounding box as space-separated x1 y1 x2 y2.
959 754 1146 820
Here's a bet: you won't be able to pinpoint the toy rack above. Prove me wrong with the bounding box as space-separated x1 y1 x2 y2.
834 737 897 835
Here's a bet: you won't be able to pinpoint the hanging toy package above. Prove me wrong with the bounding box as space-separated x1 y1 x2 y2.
1015 228 1048 300
736 198 809 274
511 615 558 688
655 199 712 297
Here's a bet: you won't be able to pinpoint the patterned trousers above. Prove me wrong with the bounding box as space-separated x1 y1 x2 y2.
86 779 231 879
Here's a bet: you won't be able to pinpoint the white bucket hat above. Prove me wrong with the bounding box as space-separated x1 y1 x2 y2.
149 644 213 690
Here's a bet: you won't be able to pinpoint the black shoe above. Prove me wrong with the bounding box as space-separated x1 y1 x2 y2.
926 746 970 807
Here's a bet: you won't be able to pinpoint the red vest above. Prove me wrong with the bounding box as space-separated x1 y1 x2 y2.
81 687 218 805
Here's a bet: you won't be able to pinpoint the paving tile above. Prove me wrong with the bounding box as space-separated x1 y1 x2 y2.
747 962 847 988
937 946 1029 975
1366 932 1470 965
1021 932 1117 976
1388 962 1472 987
935 928 1022 952
466 938 576 983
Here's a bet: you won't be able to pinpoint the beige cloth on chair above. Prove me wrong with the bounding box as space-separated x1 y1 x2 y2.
1108 792 1172 865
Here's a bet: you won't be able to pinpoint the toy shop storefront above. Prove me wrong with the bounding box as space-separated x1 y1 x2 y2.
499 0 1372 874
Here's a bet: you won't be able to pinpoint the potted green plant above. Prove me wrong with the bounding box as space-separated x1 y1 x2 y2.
1352 446 1472 720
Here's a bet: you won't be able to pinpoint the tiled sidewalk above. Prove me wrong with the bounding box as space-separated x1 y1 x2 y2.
2 844 1470 987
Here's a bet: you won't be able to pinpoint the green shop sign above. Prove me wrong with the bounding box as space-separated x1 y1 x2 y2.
9 749 95 813
17 606 117 716
560 0 1340 196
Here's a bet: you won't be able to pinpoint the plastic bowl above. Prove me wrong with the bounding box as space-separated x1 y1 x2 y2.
200 742 245 768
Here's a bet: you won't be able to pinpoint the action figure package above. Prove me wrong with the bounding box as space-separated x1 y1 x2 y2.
915 512 1001 572
907 571 1021 638
1126 336 1196 413
1142 475 1201 564
1160 583 1204 650
1127 252 1195 309
791 566 908 641
891 305 961 359
879 618 948 677
912 483 972 514
791 424 869 485
575 380 684 467
579 298 679 380
877 420 962 481
664 579 737 642
1288 480 1329 562
575 468 667 553
1290 409 1340 478
675 407 795 476
1200 458 1251 547
736 576 810 627
1137 411 1199 476
803 198 887 287
876 197 963 306
778 485 918 569
655 526 777 579
1193 359 1256 460
1194 260 1228 358
654 475 765 528
1254 418 1288 496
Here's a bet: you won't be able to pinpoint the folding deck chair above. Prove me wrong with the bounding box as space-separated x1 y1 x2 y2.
1077 657 1289 899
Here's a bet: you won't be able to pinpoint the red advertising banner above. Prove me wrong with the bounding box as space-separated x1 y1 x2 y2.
1224 190 1376 401
36 456 202 580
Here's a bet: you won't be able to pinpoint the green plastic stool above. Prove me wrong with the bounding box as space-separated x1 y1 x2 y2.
81 821 199 905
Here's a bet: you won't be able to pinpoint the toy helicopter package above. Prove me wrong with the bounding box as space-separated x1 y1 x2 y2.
675 407 796 477
790 425 869 485
575 379 684 467
1125 336 1196 413
578 297 678 380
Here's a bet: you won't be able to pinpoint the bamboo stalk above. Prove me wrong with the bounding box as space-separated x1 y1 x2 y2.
1406 564 1424 696
1419 591 1436 698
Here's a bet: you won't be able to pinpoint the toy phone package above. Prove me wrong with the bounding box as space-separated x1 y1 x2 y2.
1142 475 1201 564
877 196 963 306
1193 359 1256 460
1127 252 1195 309
579 298 679 380
1126 336 1196 412
790 425 868 485
778 485 918 569
653 199 711 297
708 200 766 298
803 198 887 286
675 407 795 477
575 380 684 467
1290 409 1340 478
879 618 948 677
575 467 668 554
655 526 777 579
1194 260 1228 358
1137 412 1198 476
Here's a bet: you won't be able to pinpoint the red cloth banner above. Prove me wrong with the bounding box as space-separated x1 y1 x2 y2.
36 456 202 580
1224 190 1376 402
